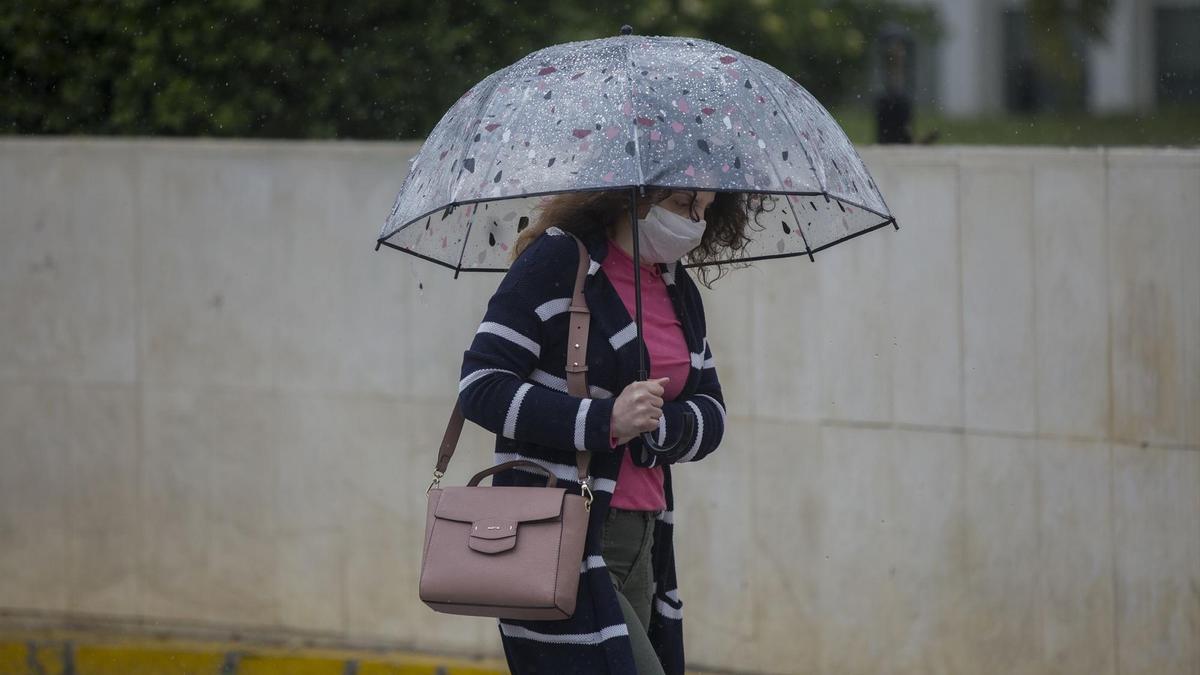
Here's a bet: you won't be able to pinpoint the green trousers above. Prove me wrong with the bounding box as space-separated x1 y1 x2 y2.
601 508 666 675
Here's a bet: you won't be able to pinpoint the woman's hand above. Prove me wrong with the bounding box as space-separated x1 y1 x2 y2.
610 377 669 445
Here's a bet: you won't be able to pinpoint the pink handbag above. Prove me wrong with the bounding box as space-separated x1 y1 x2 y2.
419 236 594 620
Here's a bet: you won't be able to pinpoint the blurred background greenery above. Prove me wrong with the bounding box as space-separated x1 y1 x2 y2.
1 0 1197 146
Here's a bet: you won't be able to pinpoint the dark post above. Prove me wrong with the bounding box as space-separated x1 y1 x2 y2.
874 22 915 144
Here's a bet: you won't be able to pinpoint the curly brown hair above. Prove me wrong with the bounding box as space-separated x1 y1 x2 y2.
511 189 775 288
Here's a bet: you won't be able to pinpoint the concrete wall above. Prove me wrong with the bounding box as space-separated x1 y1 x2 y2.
1 138 1197 674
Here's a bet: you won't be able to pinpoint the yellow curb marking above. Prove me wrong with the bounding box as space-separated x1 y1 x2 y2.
0 642 28 673
0 638 507 675
75 644 224 675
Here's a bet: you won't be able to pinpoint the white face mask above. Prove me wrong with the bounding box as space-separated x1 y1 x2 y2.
636 204 706 263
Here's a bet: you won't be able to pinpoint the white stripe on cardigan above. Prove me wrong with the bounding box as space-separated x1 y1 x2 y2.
459 368 516 392
678 399 704 462
592 477 617 493
609 321 638 350
477 321 540 356
535 297 572 321
573 399 591 451
654 597 683 620
492 452 580 482
529 368 613 399
502 383 533 438
499 622 629 645
696 393 726 428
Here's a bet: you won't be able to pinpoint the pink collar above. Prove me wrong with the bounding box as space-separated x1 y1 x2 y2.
605 238 662 278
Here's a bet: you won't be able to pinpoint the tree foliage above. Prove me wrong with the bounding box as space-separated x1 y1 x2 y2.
1 0 937 139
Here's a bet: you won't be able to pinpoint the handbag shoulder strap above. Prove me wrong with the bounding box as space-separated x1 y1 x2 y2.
436 235 593 483
564 236 593 481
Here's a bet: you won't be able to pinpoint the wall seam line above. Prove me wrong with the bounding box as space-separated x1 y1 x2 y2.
1105 146 1121 675
1029 157 1040 439
132 143 147 622
956 150 966 434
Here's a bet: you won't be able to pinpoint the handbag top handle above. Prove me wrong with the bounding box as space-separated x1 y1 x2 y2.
433 235 594 487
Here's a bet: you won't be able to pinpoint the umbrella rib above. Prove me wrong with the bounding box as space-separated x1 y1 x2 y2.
679 215 896 268
722 67 815 261
447 70 508 209
452 209 478 279
808 216 897 255
751 60 827 196
378 239 468 272
623 38 648 187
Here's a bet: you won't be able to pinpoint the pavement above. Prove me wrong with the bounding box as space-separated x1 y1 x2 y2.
0 628 507 675
0 626 728 674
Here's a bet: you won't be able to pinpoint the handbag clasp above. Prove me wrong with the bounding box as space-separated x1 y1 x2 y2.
580 480 593 511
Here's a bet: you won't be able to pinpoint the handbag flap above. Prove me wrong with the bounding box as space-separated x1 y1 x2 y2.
433 486 566 524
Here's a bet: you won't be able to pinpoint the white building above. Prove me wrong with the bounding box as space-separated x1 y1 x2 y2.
898 0 1200 116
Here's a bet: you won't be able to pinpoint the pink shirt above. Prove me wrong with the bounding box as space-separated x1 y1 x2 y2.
602 239 691 511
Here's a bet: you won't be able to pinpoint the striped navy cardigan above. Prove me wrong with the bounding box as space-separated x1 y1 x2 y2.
457 226 727 675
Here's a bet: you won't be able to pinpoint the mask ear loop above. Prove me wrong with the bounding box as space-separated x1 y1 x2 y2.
689 190 702 222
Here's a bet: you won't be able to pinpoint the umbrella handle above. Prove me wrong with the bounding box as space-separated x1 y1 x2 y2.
639 409 696 454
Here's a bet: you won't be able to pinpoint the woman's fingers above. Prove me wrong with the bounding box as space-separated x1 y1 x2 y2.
612 377 671 438
647 377 669 397
636 380 664 433
633 378 668 397
635 389 661 404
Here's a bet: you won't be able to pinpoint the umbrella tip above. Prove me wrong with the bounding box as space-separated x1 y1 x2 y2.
620 24 633 36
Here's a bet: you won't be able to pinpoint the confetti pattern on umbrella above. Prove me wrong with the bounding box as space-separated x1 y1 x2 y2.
380 34 894 272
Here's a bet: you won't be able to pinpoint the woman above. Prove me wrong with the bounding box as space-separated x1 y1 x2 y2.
457 188 762 674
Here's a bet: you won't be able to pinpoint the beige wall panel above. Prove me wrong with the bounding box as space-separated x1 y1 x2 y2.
961 161 1036 433
1112 444 1200 675
1107 152 1200 447
1033 155 1110 439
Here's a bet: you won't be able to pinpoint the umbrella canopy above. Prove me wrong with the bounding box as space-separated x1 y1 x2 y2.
378 32 896 272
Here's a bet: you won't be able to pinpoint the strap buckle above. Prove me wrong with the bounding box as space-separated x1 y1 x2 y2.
427 470 444 495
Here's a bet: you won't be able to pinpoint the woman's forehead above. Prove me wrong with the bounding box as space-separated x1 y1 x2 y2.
666 189 715 205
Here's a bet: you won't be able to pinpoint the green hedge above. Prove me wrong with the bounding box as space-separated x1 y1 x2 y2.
0 0 936 139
